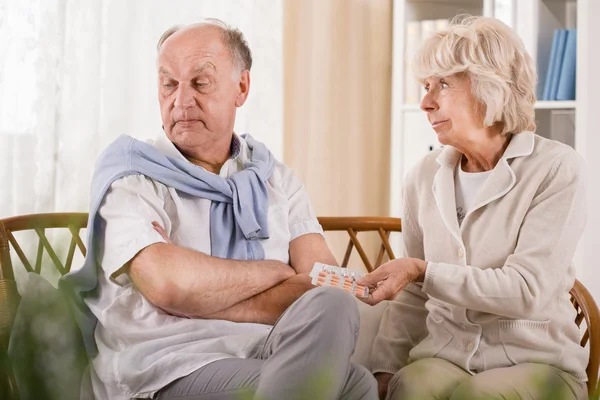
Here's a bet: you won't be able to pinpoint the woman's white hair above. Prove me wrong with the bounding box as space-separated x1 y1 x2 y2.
412 14 537 135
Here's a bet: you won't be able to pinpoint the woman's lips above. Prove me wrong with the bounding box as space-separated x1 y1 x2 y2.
431 119 449 129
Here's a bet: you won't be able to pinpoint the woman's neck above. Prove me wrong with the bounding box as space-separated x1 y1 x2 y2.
459 130 512 173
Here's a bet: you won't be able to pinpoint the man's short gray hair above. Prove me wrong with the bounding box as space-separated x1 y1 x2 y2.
156 19 253 75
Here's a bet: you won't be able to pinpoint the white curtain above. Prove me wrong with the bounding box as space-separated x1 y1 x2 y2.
0 0 283 218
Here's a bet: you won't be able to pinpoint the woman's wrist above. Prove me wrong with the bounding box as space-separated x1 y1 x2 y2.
410 258 428 282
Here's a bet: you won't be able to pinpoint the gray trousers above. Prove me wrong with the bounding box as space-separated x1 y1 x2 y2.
156 287 378 400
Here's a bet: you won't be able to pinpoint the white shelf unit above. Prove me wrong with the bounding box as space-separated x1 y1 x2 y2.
389 0 597 285
534 100 577 109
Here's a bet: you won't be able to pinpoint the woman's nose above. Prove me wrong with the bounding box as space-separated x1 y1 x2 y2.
420 90 439 112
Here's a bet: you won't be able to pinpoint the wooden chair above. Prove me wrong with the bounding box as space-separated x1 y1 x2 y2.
0 213 88 400
318 216 600 399
571 279 600 399
0 214 598 398
317 216 402 272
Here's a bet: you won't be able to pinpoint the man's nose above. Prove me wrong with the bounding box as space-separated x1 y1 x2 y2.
174 84 195 108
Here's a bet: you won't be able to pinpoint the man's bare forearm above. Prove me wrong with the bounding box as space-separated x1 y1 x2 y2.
129 242 295 317
202 274 315 324
193 232 339 324
203 233 340 325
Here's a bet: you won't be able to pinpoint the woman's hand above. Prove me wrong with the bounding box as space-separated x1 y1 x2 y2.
357 258 427 305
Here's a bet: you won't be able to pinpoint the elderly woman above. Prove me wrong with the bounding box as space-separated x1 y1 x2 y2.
360 15 588 400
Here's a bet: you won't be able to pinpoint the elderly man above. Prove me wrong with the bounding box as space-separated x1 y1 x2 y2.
66 19 376 400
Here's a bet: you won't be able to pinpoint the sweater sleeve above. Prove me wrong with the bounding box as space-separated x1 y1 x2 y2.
370 175 429 374
422 153 587 319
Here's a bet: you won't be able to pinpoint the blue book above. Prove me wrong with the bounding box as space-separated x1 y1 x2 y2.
542 30 561 101
556 29 577 101
550 30 568 100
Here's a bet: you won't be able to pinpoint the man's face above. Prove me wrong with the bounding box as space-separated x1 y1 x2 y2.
157 25 248 153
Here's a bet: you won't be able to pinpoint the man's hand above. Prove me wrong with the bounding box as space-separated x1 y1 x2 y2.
153 221 171 243
374 372 393 400
357 258 427 305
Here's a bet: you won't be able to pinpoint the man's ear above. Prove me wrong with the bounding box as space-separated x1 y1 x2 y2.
235 70 251 107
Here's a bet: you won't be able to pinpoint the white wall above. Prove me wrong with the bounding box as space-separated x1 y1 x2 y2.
101 0 284 159
577 0 600 302
0 0 283 217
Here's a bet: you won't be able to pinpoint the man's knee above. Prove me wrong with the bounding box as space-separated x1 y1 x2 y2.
298 286 360 327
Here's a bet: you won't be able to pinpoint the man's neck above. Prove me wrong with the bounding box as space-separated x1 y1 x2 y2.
176 136 234 174
186 157 228 174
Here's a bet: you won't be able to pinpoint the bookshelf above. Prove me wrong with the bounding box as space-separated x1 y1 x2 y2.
389 0 598 288
534 100 576 109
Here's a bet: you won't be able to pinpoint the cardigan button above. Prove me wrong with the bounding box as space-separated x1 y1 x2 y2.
458 248 465 258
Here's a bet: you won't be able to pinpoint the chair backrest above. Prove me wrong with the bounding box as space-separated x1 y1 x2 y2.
0 213 88 400
317 216 402 272
318 216 600 398
570 279 600 398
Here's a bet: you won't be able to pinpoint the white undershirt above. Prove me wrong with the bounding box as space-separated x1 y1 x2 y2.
454 161 492 226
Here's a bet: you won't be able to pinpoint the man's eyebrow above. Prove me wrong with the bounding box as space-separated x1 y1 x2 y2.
158 67 173 77
158 62 216 78
194 62 216 74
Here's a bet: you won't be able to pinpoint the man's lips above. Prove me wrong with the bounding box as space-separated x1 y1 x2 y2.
175 119 201 126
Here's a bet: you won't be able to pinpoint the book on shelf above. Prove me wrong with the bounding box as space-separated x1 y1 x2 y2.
556 30 577 101
542 30 563 101
542 29 576 101
550 30 568 101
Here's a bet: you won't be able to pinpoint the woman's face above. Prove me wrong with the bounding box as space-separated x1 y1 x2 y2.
420 74 485 147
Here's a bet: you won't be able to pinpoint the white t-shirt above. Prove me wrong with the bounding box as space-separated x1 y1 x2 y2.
454 161 492 226
84 133 323 399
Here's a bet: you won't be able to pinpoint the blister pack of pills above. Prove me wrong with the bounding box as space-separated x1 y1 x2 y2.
309 262 369 298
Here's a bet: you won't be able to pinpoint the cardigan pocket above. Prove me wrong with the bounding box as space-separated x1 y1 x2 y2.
498 319 559 366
